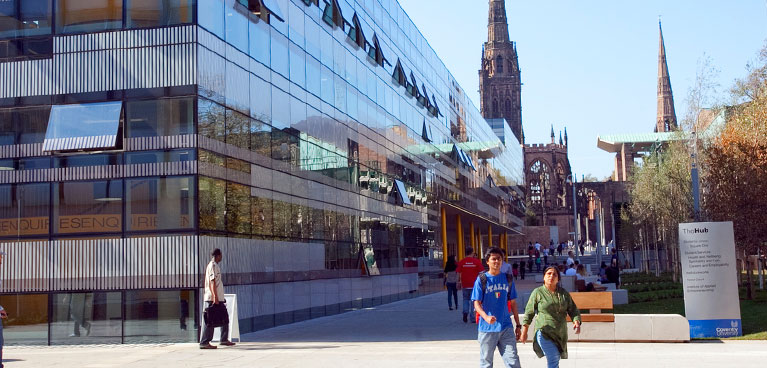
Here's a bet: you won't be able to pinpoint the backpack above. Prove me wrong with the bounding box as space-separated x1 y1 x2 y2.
476 271 514 323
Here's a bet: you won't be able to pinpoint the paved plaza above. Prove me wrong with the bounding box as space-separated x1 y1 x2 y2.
4 288 767 368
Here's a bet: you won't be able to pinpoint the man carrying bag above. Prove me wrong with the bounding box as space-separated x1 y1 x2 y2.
199 248 236 349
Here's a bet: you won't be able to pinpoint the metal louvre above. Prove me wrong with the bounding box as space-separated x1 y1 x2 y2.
124 134 195 151
42 135 117 152
0 240 49 293
125 161 197 177
0 26 198 99
50 165 123 182
125 236 198 290
0 236 199 293
50 238 124 291
0 168 50 184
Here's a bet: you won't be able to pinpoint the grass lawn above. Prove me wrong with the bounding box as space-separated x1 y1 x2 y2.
613 287 767 340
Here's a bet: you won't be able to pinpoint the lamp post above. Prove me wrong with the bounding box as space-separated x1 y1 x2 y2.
567 173 578 262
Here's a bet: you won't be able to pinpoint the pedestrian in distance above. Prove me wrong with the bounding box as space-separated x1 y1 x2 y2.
444 255 459 310
511 263 519 280
518 261 526 280
199 248 236 349
472 247 522 368
520 266 582 368
457 247 484 323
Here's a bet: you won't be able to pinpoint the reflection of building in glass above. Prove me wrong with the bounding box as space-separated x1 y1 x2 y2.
0 0 524 344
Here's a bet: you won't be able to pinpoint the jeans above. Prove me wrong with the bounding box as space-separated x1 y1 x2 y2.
446 282 458 309
536 330 561 368
199 302 230 346
462 288 475 316
478 328 521 368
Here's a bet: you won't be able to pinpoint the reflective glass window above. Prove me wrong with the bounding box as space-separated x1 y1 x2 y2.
304 15 319 58
248 18 270 66
56 0 122 34
198 176 225 231
0 108 13 145
225 109 250 150
18 157 50 170
0 294 49 345
250 118 271 158
197 0 224 37
224 0 248 52
289 42 306 88
251 191 272 236
0 184 47 237
124 290 197 343
289 96 306 131
226 182 250 234
53 180 123 234
319 28 332 67
44 102 122 151
126 176 194 232
126 0 193 29
125 149 194 164
51 292 122 344
306 55 321 98
126 97 194 137
53 153 122 168
0 1 18 39
271 127 298 165
270 30 288 77
249 74 271 123
198 98 226 143
271 86 289 129
15 106 49 145
288 3 304 46
0 0 53 39
320 64 334 104
225 61 250 113
267 0 287 35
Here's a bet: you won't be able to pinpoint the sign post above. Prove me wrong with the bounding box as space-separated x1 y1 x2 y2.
200 293 240 343
679 222 741 338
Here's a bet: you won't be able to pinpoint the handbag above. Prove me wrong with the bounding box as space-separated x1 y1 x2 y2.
204 302 229 327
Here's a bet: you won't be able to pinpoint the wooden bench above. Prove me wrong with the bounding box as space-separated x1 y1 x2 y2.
566 291 614 322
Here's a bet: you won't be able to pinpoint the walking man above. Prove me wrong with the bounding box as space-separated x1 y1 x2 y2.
457 247 483 323
472 247 522 368
199 248 236 349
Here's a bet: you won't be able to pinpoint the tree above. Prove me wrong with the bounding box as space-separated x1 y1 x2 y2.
703 43 767 300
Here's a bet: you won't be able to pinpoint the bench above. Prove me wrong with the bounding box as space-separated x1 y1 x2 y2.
567 291 614 322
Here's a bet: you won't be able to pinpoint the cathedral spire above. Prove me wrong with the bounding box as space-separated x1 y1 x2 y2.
656 20 677 132
487 0 509 44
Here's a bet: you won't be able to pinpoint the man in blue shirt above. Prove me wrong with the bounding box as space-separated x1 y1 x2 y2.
472 247 522 368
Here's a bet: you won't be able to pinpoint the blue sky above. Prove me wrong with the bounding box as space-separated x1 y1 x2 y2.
398 0 767 180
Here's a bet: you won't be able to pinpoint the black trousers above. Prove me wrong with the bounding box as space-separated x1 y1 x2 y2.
199 302 229 345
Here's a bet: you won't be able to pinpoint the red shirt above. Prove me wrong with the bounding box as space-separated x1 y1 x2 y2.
456 256 484 289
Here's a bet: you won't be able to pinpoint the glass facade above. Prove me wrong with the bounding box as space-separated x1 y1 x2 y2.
0 0 525 343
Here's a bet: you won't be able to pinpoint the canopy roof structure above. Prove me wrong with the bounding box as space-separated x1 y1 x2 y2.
596 132 685 154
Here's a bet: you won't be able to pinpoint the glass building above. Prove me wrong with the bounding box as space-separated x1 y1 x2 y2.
0 0 524 344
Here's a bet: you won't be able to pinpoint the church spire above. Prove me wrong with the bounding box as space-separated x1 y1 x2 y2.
487 0 509 44
656 20 677 132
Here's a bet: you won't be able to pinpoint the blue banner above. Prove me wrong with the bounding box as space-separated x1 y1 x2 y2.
689 319 742 338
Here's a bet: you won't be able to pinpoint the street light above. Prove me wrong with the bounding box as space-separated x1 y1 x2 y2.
566 173 578 262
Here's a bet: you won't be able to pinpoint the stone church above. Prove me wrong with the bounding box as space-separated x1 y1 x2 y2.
479 0 575 243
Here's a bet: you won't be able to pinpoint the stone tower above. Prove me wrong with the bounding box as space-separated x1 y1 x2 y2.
656 20 677 132
479 0 522 143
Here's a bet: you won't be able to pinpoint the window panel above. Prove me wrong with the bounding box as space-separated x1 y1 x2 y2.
306 55 321 98
270 30 288 77
288 41 306 88
320 64 334 104
53 152 122 168
15 106 50 145
226 182 250 234
125 149 193 164
197 98 225 143
198 176 225 231
304 15 319 58
44 102 122 151
56 0 123 34
53 180 123 234
124 290 197 343
0 1 19 39
270 86 289 129
126 0 193 29
51 292 122 344
225 109 250 150
251 192 273 236
126 176 194 232
0 294 49 345
287 2 304 47
197 0 224 37
224 0 248 52
248 18 270 66
250 118 271 158
249 74 271 123
126 97 194 138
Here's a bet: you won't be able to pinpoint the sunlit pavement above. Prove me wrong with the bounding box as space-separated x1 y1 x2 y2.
5 291 767 368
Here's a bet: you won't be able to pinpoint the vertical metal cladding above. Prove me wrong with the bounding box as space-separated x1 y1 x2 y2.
0 236 198 292
0 25 198 99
